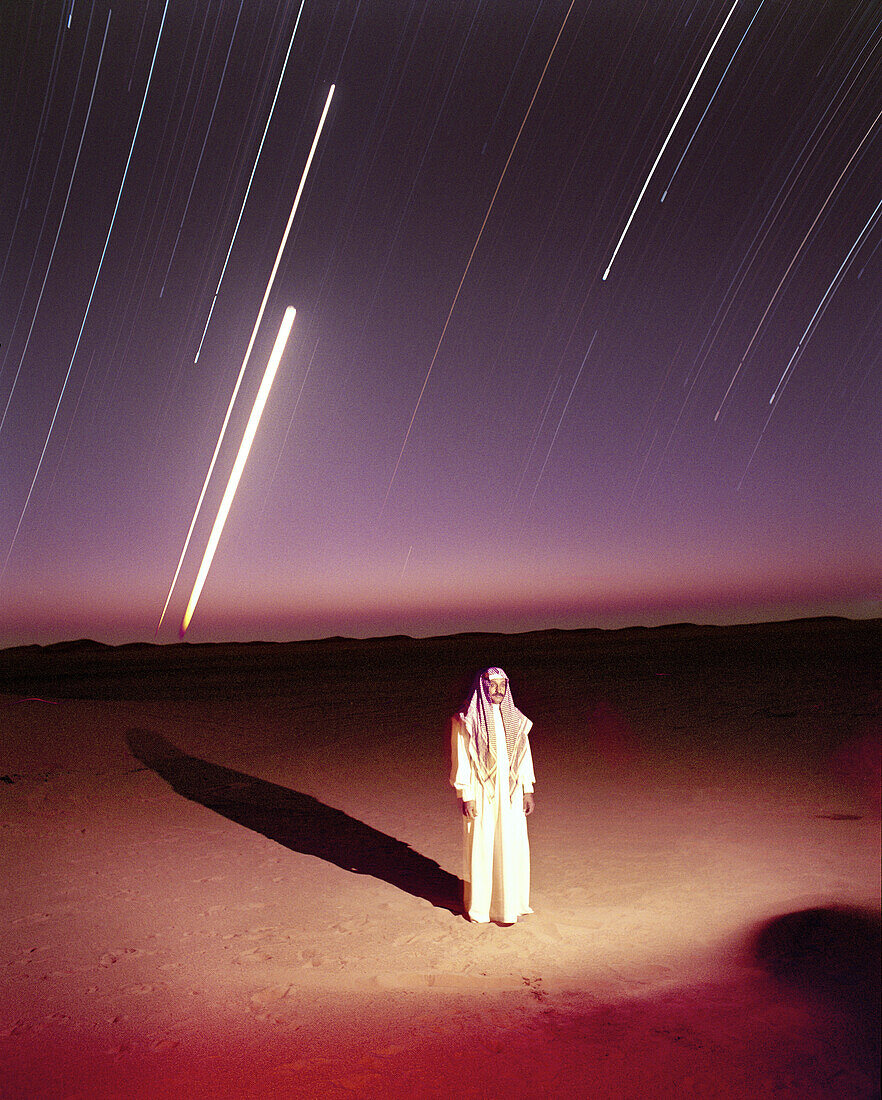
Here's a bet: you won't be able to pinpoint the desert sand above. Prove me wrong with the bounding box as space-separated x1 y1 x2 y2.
1 618 879 1099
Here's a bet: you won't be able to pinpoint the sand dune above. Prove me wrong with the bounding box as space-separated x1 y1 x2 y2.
2 618 879 1098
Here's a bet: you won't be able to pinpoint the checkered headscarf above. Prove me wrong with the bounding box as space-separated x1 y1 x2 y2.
458 667 532 800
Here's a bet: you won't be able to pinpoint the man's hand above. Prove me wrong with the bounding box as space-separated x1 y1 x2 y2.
461 799 477 818
523 792 535 816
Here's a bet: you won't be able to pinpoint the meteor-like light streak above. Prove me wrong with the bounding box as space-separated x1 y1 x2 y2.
0 5 106 436
660 0 764 202
602 0 740 280
381 0 575 512
714 104 882 421
194 0 306 363
180 307 296 637
156 84 335 634
2 1 169 582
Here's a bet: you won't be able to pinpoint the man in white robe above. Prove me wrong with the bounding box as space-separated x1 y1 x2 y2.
450 667 535 923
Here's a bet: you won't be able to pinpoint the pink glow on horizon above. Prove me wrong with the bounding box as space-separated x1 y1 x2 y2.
1 561 877 648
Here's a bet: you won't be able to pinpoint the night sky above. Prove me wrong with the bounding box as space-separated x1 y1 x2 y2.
1 0 879 646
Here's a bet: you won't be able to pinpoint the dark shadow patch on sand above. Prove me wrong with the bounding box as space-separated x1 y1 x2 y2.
126 728 462 914
752 906 881 1072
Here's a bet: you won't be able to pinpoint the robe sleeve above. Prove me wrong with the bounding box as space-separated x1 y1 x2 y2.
520 735 535 794
450 716 475 801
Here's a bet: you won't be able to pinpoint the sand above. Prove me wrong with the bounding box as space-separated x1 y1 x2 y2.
1 618 879 1098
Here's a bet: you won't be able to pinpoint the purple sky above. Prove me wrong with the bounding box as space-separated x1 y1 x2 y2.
1 1 879 646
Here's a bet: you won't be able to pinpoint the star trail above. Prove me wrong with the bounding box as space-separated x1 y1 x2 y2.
1 1 878 645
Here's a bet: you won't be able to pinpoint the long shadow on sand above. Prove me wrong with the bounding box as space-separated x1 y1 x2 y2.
126 728 462 915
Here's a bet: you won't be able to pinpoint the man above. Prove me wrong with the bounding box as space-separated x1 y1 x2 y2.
450 667 535 924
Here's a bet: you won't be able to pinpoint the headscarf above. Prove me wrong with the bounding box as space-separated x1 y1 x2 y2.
458 667 532 800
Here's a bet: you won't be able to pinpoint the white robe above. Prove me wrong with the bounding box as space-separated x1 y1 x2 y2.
451 705 535 923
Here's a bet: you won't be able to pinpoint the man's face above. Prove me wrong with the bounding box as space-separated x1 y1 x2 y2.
484 676 507 704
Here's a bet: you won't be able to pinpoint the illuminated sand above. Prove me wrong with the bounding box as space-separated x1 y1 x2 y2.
2 620 879 1098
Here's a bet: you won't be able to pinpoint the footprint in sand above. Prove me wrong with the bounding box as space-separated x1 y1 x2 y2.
11 913 44 926
234 950 275 965
390 933 421 947
333 918 370 934
0 1021 35 1038
99 947 152 967
605 963 674 985
249 985 292 1006
241 927 274 940
149 1038 180 1052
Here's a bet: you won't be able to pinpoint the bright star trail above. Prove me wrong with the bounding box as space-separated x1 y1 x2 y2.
155 82 334 635
602 0 740 281
660 1 765 203
181 306 296 636
0 2 878 645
